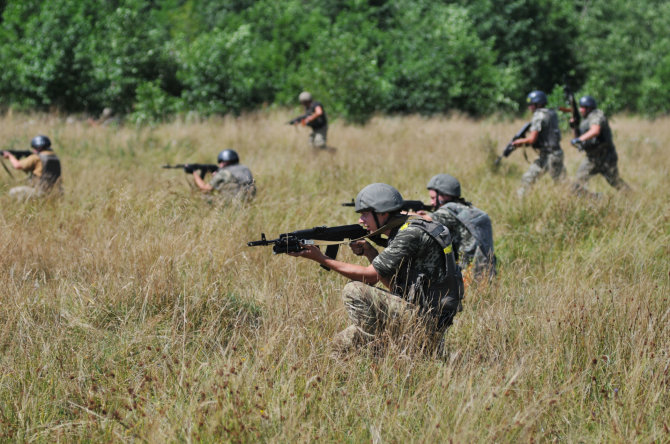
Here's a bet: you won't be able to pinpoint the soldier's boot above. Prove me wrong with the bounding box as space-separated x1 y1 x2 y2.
330 325 374 355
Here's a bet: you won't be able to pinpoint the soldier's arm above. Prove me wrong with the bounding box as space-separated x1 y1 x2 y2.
512 130 539 146
303 105 324 125
193 171 213 192
290 245 385 286
576 124 601 142
4 152 23 169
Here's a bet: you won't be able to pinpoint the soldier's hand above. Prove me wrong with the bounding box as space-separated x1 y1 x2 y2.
349 240 376 257
2 151 9 159
300 119 307 126
288 244 326 262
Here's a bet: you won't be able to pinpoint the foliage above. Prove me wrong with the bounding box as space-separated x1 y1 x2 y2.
0 0 669 120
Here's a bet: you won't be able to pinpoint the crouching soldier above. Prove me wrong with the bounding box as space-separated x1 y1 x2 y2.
289 183 463 354
2 135 62 201
419 174 496 284
192 149 256 201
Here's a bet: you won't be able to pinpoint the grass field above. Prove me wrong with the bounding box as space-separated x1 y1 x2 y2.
0 111 668 442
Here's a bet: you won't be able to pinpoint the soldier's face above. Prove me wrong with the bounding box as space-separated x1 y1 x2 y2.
429 190 439 208
579 106 588 117
359 211 389 232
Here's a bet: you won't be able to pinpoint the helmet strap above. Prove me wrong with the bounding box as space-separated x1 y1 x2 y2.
372 212 381 232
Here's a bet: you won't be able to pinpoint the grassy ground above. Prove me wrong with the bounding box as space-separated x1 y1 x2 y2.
0 111 668 442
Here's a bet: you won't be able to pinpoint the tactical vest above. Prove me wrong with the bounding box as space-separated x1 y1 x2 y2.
532 108 561 151
306 101 327 129
443 203 495 260
403 219 464 326
225 164 254 186
38 152 61 190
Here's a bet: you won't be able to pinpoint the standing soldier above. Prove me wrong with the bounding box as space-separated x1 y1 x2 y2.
418 174 496 284
511 90 565 197
192 149 256 200
290 91 328 150
570 95 630 193
289 183 463 354
2 135 61 200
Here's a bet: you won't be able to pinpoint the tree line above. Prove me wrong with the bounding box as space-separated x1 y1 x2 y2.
1 0 668 123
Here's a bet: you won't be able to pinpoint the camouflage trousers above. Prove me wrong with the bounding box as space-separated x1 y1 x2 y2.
9 184 62 201
332 281 445 354
517 149 565 197
309 125 328 149
216 183 257 201
572 154 630 193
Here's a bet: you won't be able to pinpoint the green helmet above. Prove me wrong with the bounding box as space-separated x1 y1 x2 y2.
298 91 312 102
427 174 461 198
354 183 404 213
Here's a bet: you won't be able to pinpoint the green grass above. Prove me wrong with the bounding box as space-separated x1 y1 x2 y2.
0 111 668 442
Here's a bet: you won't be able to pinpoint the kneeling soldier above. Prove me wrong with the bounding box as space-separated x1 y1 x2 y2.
193 149 256 200
290 183 463 353
420 174 496 283
2 135 61 201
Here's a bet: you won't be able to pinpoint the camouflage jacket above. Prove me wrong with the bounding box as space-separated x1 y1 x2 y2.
530 108 562 153
209 164 256 198
372 220 456 308
579 109 616 159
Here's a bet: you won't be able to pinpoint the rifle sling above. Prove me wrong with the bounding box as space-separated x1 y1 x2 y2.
0 158 14 179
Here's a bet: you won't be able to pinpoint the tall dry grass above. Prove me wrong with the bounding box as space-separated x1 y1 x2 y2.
0 110 668 442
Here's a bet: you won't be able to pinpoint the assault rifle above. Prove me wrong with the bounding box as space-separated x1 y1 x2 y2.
495 122 531 166
2 150 33 159
559 78 581 138
248 224 376 271
341 199 433 212
288 113 308 125
162 163 219 179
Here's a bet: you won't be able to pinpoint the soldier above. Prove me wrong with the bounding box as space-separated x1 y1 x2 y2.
418 174 496 283
192 149 256 200
511 90 565 197
289 183 463 353
290 91 328 150
570 95 630 194
2 135 61 201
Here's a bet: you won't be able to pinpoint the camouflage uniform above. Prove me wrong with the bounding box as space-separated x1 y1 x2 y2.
334 219 463 352
209 164 256 200
517 108 565 197
9 151 62 201
573 109 629 192
305 101 328 149
430 202 496 279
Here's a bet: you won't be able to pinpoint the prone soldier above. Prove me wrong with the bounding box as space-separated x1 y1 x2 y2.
2 135 62 201
511 90 566 197
289 183 463 354
570 95 630 194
